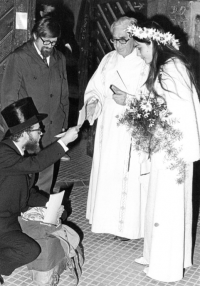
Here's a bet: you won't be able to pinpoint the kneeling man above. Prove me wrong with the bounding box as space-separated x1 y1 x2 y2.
0 97 79 284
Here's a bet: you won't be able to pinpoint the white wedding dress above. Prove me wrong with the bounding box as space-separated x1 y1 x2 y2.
143 59 200 282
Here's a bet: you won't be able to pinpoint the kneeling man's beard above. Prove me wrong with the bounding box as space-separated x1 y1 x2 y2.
25 141 41 154
24 135 41 154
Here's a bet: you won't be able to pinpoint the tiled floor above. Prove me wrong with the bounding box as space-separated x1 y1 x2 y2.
3 138 200 286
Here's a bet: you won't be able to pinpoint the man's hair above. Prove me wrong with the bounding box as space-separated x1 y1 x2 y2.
8 126 33 142
32 16 61 38
41 4 55 12
39 0 58 9
110 16 137 34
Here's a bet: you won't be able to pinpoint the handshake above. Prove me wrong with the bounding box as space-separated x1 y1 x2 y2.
55 125 81 146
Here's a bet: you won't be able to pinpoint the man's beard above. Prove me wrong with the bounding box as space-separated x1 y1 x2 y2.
41 46 53 58
24 135 41 154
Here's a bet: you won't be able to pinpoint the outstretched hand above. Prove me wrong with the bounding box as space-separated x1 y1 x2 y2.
110 85 127 105
86 99 98 125
60 126 80 145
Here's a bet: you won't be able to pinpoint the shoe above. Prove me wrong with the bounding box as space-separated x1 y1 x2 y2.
61 154 71 162
135 257 149 265
143 267 149 274
113 236 130 241
0 275 4 284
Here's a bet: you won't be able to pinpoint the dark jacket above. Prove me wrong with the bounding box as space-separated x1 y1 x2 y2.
0 139 65 234
1 41 69 147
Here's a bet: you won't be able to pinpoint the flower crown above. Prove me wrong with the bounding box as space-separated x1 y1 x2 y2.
126 25 180 50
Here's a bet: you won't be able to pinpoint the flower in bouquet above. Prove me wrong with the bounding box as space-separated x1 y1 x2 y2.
117 92 185 184
119 92 170 150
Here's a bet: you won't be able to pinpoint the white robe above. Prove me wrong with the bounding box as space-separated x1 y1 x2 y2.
84 49 149 239
143 59 200 282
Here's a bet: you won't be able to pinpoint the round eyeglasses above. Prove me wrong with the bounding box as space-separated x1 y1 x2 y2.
39 36 57 47
110 38 130 45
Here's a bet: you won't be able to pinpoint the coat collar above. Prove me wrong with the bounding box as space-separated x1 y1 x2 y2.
1 139 22 156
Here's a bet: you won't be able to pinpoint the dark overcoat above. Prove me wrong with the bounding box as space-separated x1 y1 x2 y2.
1 41 69 147
0 139 65 234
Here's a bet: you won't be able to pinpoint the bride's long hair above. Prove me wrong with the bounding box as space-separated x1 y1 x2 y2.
132 21 197 97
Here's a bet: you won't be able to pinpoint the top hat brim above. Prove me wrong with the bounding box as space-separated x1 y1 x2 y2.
1 97 48 135
9 113 48 134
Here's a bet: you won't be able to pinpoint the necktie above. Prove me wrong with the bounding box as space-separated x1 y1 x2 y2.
43 57 48 67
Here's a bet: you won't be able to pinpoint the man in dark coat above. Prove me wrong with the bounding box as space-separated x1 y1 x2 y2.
36 0 80 69
1 16 69 193
0 97 79 284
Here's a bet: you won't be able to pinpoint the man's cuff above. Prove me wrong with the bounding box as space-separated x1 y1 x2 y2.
57 139 69 152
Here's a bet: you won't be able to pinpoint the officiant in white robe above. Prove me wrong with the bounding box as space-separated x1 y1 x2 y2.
84 16 149 239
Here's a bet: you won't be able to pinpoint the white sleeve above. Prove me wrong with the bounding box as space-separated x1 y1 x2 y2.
84 53 113 121
57 139 69 152
159 59 200 162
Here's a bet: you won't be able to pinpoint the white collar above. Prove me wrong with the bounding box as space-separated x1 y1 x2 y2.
34 42 50 65
13 141 24 156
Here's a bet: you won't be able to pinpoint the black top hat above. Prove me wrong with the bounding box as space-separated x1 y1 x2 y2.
1 97 48 134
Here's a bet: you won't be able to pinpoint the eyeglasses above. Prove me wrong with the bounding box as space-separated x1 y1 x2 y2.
110 37 130 45
30 128 43 134
39 36 57 46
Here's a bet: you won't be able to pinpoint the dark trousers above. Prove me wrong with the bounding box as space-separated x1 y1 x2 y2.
0 230 41 276
36 160 61 194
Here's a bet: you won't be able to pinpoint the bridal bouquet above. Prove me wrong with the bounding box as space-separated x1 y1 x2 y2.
117 92 185 184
